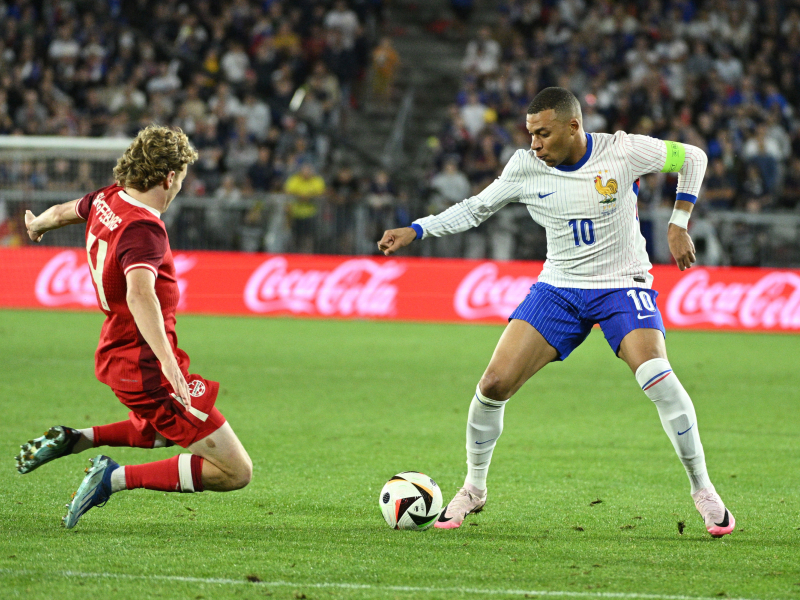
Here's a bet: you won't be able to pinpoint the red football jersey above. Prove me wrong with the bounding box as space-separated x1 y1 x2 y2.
77 184 189 392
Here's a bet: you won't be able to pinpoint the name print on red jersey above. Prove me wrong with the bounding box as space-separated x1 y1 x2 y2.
94 193 123 231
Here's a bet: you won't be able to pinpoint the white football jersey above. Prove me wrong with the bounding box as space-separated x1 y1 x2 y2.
414 131 706 289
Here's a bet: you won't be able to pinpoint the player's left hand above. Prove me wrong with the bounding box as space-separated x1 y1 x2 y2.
668 224 696 271
25 210 44 243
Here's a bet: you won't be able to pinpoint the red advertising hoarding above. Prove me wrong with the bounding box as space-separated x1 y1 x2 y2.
1 246 799 332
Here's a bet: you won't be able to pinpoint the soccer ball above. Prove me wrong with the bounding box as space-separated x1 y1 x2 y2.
378 471 443 530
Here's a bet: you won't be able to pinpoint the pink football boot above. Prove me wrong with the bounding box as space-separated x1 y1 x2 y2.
692 486 735 537
434 484 487 529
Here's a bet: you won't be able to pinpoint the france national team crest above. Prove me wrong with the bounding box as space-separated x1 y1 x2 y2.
594 171 618 214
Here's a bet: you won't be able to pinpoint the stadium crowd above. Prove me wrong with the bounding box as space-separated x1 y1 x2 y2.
0 0 402 252
422 0 800 263
1 0 799 264
431 0 800 214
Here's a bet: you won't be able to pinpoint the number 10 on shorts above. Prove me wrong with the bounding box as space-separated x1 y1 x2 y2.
627 289 655 312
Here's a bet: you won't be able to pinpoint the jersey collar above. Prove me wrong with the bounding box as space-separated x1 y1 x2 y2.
554 133 592 172
119 190 161 217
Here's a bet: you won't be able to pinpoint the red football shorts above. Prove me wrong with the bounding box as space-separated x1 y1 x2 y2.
113 374 226 448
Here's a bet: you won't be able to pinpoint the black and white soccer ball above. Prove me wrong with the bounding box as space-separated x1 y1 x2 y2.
378 471 443 530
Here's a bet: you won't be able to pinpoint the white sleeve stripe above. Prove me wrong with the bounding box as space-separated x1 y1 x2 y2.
75 200 86 220
123 263 158 277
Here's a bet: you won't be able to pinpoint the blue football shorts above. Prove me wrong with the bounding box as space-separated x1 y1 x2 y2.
508 282 666 360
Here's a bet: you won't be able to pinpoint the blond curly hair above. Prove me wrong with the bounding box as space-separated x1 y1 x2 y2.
113 125 198 192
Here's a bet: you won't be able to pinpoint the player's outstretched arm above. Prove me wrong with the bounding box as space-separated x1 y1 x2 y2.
378 227 417 256
24 199 85 242
126 268 192 408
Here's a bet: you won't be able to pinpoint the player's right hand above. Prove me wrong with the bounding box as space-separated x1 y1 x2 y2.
25 210 44 243
163 361 192 410
378 227 417 256
667 223 696 271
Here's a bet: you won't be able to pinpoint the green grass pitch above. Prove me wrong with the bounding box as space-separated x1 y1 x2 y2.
0 309 799 599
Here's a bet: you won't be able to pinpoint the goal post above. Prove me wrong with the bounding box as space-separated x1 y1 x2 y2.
0 135 132 202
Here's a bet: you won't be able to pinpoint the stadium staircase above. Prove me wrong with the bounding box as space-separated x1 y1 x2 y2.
342 0 494 182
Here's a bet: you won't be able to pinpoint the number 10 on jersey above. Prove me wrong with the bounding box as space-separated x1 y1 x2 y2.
568 219 595 246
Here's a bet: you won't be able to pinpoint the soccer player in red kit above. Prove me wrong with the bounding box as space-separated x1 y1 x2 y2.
17 125 252 528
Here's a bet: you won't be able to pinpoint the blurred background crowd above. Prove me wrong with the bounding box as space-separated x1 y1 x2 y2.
1 0 799 266
438 0 800 214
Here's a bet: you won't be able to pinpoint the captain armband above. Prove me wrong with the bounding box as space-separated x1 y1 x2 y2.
661 141 686 174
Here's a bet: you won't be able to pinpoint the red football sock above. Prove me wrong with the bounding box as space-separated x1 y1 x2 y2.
93 421 155 448
125 455 204 493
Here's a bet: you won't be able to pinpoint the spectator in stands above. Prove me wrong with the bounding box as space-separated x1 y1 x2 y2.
146 62 182 95
740 164 772 213
703 159 737 210
284 161 326 253
366 170 396 243
743 124 781 194
462 27 501 76
298 63 339 132
329 164 361 254
324 30 358 109
207 174 243 249
15 89 47 133
429 157 471 214
248 146 277 192
371 37 400 103
241 92 271 142
225 119 260 178
465 135 501 186
325 1 360 51
220 40 250 88
460 92 488 139
273 20 302 58
778 156 800 210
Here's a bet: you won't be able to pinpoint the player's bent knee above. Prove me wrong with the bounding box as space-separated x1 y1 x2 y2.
228 453 253 490
212 451 252 491
478 371 512 402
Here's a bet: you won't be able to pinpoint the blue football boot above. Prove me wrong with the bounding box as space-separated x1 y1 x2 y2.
62 454 119 529
16 426 82 474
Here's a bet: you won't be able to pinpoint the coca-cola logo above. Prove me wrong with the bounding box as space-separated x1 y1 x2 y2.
666 269 800 329
454 263 536 320
243 256 404 316
35 250 96 307
35 250 196 309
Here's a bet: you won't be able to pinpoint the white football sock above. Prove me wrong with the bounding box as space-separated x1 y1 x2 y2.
636 358 713 494
110 466 127 493
73 428 95 454
465 384 505 492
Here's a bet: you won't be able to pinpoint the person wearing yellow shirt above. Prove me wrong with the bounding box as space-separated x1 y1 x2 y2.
284 162 326 253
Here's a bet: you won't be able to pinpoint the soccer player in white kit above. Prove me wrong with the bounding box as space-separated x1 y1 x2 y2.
378 87 735 538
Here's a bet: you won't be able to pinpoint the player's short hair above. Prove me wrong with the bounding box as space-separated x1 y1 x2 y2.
113 125 198 192
527 87 582 123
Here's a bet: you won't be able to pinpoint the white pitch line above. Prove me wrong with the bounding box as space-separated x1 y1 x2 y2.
0 569 774 600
